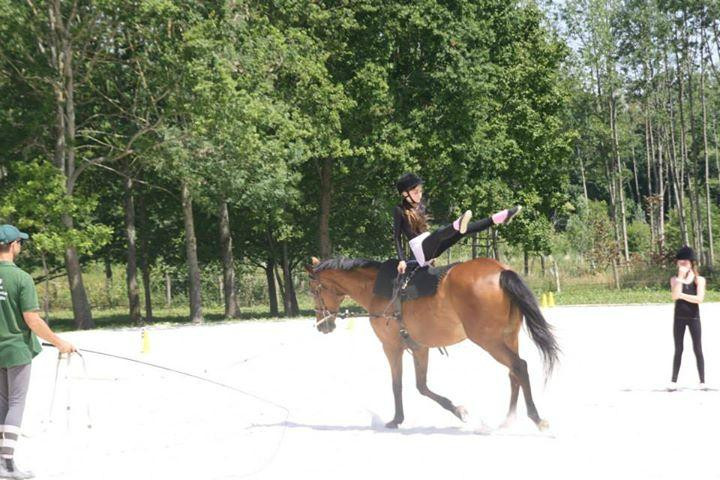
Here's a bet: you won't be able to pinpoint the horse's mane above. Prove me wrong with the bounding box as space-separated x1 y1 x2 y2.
313 258 382 273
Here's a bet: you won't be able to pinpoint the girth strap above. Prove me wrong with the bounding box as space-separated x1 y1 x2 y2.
392 269 423 352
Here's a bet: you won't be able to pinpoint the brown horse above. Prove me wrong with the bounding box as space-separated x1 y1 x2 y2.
305 256 559 431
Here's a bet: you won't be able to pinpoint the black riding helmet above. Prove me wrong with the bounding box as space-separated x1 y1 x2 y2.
396 173 424 194
675 245 696 262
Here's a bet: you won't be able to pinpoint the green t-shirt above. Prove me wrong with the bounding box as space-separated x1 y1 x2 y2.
0 261 41 367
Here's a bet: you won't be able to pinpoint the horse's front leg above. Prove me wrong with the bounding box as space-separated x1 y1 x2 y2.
382 343 405 428
412 347 468 422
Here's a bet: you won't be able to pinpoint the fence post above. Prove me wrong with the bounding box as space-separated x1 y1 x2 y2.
552 257 561 293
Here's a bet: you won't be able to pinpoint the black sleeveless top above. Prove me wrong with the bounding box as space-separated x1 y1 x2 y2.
674 281 700 320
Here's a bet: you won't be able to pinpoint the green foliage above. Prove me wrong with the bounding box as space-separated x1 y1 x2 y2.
564 199 617 271
0 160 111 259
626 219 651 255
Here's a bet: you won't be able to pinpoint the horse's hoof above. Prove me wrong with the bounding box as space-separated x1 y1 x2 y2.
454 406 469 422
499 415 516 429
385 420 400 429
537 419 550 431
474 422 493 435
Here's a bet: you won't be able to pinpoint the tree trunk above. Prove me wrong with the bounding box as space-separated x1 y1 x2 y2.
41 252 51 322
64 243 94 329
676 40 700 253
631 144 641 205
104 256 113 308
49 1 93 330
579 150 589 204
281 241 299 317
274 265 287 314
218 199 239 318
657 134 666 253
524 248 529 276
645 115 656 249
265 258 279 317
684 11 705 261
701 27 714 267
551 258 561 293
610 96 629 262
611 258 621 290
319 157 333 258
165 271 172 308
665 47 689 245
137 192 153 322
491 228 500 260
181 182 203 323
123 167 142 325
714 113 720 197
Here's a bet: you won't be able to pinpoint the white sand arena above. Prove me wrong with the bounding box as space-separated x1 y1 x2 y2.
19 303 720 479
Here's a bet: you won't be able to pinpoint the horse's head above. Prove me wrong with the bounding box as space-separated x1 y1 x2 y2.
306 257 346 334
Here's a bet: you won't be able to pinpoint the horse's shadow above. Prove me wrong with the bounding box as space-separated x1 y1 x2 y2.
249 419 554 438
250 420 477 436
620 387 719 393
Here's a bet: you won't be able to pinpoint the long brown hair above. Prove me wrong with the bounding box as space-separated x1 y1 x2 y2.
691 261 700 285
401 198 430 235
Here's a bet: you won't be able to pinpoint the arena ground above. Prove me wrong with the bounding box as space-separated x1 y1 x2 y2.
19 303 720 479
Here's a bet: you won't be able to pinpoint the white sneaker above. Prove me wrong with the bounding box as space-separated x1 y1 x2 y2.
667 382 678 391
458 210 472 234
0 458 33 479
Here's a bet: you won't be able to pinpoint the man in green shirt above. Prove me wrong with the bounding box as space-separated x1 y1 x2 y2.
0 225 75 479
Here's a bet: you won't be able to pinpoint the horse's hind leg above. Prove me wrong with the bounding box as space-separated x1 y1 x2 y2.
501 343 548 430
500 335 521 428
500 372 520 428
483 340 547 431
413 347 468 422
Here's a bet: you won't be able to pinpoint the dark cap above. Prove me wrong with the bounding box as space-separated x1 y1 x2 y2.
396 173 424 194
675 246 696 261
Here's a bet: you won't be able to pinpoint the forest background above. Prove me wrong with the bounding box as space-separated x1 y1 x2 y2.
2 0 719 330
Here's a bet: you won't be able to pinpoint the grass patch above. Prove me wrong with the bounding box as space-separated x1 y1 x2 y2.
44 282 718 331
45 302 369 332
550 285 720 305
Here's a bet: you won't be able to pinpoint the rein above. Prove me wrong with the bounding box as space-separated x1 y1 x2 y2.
310 267 435 354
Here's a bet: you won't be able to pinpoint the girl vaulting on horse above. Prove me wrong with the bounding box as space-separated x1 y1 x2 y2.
304 173 558 431
669 246 706 390
393 173 521 274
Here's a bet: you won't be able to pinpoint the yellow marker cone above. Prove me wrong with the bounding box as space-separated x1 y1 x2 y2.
346 317 355 331
540 293 548 308
548 292 556 308
141 328 151 354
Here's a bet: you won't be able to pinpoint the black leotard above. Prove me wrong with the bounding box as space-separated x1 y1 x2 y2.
393 204 427 261
674 282 700 319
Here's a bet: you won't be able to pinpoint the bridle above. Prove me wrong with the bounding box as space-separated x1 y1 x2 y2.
310 280 340 328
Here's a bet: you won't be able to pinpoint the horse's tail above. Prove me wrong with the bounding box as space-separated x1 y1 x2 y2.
499 269 560 378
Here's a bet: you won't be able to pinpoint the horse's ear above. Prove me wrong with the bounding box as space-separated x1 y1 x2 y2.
311 256 320 266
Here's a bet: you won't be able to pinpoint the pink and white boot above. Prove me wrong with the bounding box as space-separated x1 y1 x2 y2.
492 206 522 225
453 210 473 234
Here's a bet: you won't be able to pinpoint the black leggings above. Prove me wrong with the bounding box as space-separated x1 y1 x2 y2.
672 316 705 383
421 217 493 262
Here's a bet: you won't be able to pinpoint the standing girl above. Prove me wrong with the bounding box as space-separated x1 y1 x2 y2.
669 246 706 389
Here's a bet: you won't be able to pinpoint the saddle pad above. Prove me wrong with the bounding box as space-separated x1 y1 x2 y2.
372 259 458 301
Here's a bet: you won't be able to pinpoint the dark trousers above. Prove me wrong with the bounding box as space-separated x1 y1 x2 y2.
421 217 493 261
672 316 705 383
